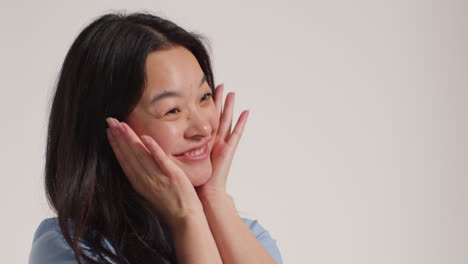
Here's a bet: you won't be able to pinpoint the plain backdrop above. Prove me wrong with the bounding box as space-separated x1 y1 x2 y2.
1 0 467 263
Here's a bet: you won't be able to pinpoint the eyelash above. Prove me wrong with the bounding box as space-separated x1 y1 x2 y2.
165 92 213 115
201 92 213 101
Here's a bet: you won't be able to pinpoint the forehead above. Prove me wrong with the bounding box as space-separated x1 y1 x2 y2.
144 46 204 95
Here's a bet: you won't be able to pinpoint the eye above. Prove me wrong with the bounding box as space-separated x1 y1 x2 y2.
201 92 213 101
166 108 180 115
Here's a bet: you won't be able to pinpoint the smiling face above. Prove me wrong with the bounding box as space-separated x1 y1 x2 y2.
127 46 219 186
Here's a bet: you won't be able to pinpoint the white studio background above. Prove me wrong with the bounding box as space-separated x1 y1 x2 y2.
1 0 467 263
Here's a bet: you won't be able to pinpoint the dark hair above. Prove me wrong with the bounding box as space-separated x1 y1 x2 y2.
45 11 215 264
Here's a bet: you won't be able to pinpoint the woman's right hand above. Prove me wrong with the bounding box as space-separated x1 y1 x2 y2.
105 117 203 229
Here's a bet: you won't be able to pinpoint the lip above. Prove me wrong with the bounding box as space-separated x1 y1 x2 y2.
174 143 210 161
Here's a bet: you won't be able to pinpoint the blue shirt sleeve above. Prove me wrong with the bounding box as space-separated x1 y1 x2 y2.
29 218 79 264
29 218 116 264
241 218 284 264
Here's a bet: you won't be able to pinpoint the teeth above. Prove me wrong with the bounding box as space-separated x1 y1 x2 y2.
184 145 205 157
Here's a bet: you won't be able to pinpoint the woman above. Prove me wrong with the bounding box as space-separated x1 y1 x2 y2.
29 11 283 264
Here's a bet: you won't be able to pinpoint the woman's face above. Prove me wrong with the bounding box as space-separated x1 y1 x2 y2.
127 46 219 186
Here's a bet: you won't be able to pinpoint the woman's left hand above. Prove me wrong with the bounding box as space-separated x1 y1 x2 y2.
196 84 249 198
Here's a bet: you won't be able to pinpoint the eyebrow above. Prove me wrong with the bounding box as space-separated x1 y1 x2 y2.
149 75 207 105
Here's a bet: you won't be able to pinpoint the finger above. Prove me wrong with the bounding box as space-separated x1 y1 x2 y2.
217 92 235 141
106 127 140 186
214 84 224 117
227 121 232 138
227 110 249 147
140 135 179 178
119 123 165 177
107 119 153 183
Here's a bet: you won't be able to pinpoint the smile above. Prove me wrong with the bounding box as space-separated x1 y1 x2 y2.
175 143 209 161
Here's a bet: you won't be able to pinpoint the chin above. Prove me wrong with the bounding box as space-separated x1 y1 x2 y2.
183 162 213 187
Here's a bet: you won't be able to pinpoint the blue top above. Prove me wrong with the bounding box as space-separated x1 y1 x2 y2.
29 217 283 264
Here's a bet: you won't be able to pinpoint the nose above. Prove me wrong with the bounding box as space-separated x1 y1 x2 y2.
184 110 211 139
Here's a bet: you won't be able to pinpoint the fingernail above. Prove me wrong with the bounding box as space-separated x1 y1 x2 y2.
106 117 113 127
107 117 119 128
113 118 120 127
141 135 151 145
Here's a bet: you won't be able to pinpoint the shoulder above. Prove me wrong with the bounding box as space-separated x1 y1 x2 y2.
241 217 284 264
29 218 77 264
29 218 116 264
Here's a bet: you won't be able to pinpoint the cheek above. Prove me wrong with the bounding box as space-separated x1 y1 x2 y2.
128 117 183 155
146 124 183 155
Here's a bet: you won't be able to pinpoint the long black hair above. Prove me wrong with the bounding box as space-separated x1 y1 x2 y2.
45 11 215 264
